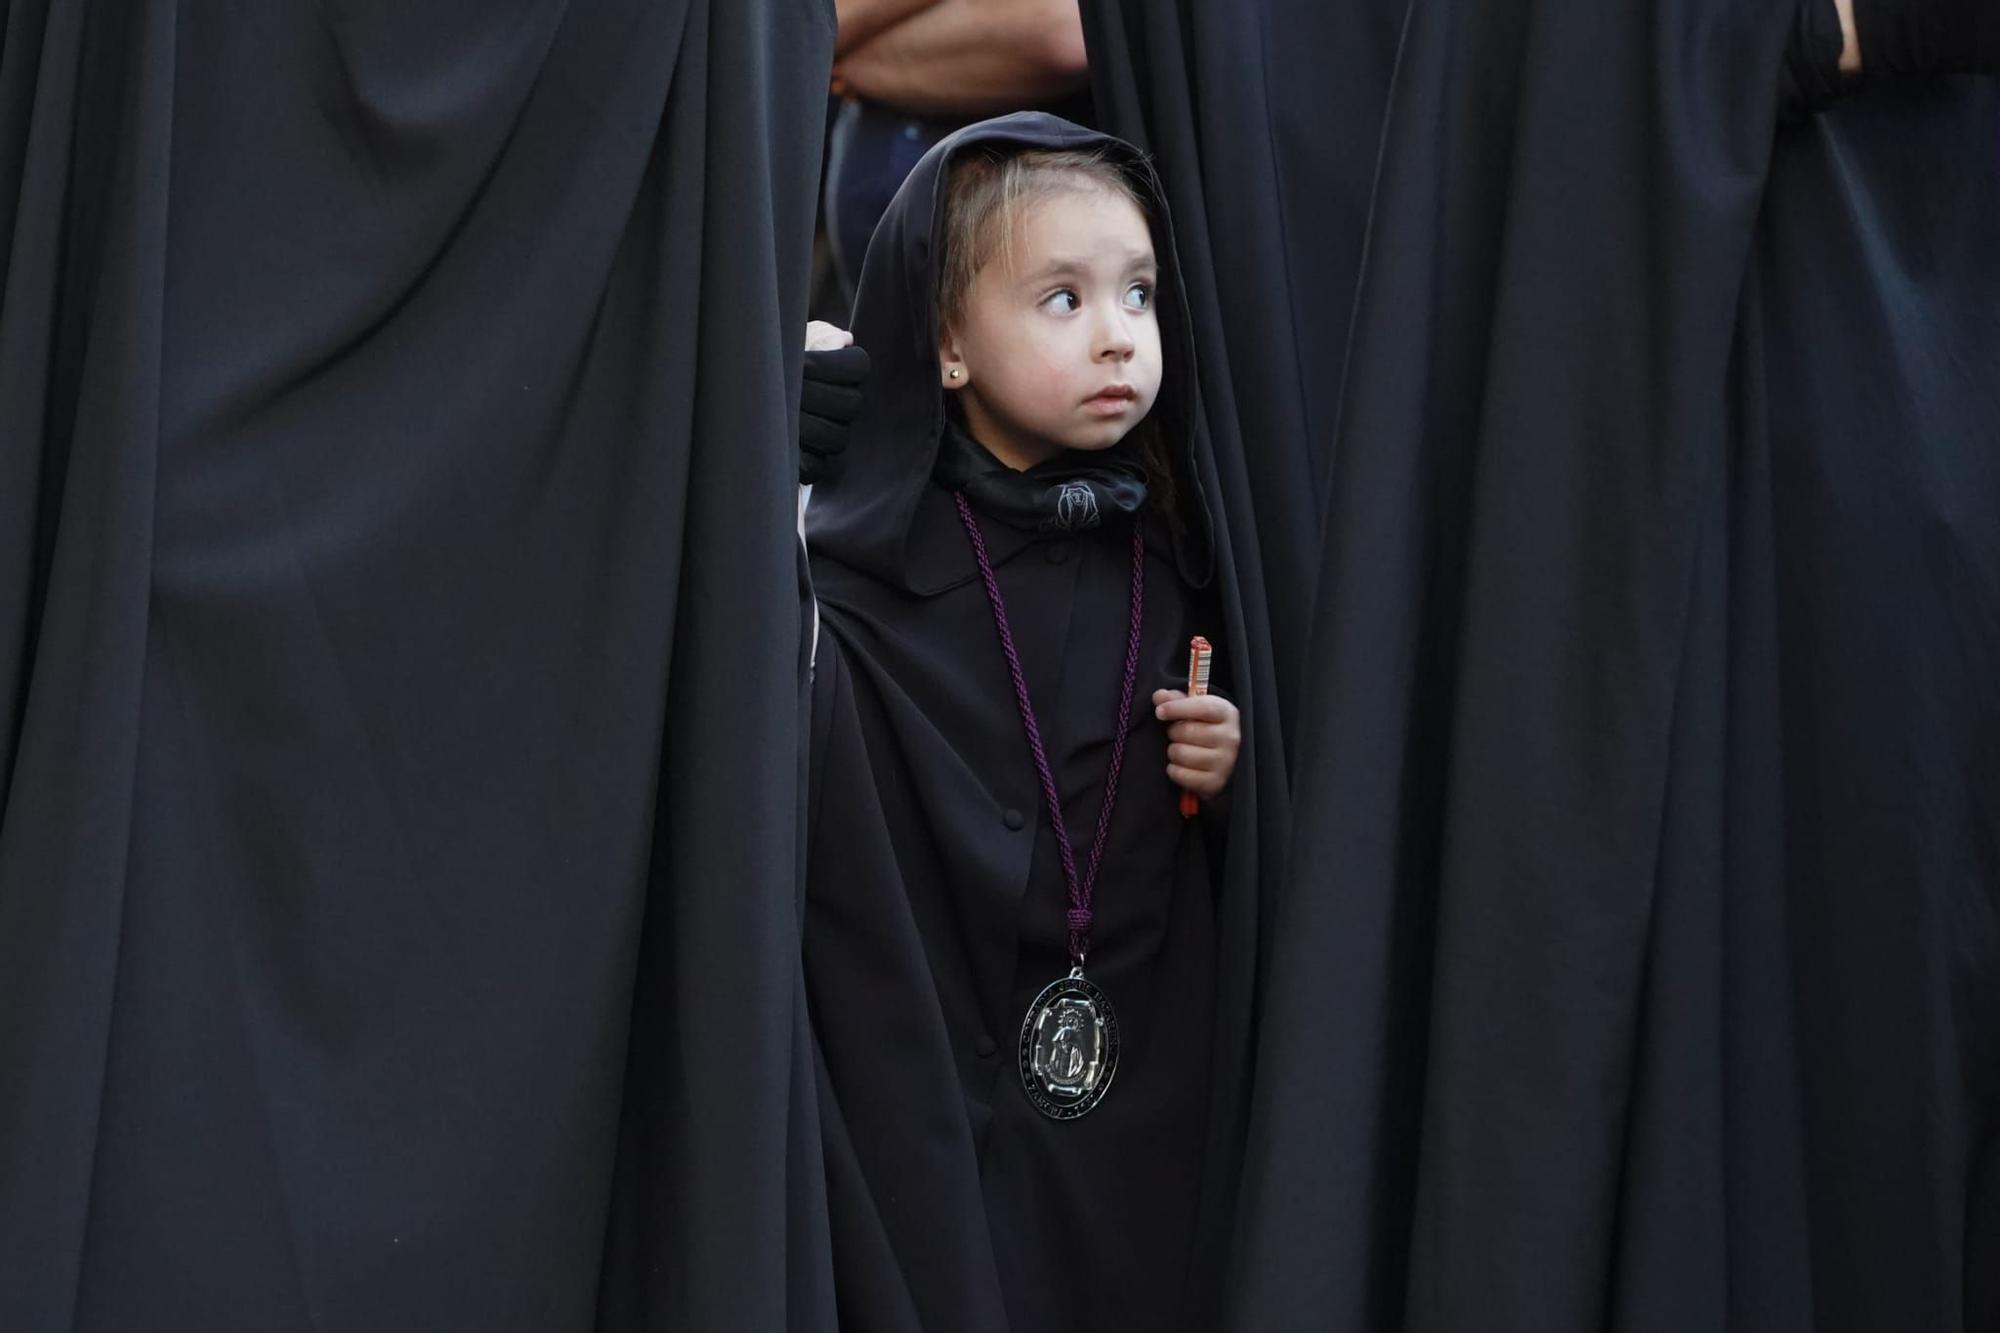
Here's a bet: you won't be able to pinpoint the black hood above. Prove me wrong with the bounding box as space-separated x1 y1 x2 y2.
805 111 1214 593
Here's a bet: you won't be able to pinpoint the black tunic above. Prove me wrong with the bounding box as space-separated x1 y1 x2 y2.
1193 2 2000 1330
809 499 1218 1333
801 113 1274 1333
0 2 836 1327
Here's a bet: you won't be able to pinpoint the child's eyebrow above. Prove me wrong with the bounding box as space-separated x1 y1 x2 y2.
1020 251 1160 283
1021 258 1091 283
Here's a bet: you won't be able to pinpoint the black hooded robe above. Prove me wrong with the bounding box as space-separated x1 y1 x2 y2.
800 113 1273 1333
1200 1 2000 1329
0 2 836 1328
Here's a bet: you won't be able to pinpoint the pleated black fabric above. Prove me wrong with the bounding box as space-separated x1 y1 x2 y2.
1751 76 2000 1332
1175 0 2000 1329
1855 0 2000 78
1080 0 1405 767
1090 4 1997 1325
0 2 836 1328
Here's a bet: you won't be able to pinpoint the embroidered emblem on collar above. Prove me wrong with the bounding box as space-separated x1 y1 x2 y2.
1052 482 1100 532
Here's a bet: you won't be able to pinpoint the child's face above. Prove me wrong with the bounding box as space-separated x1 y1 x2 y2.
940 185 1163 471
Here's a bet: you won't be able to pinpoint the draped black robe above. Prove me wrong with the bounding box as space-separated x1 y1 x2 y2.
0 2 835 1327
1146 1 2000 1329
1081 0 1404 767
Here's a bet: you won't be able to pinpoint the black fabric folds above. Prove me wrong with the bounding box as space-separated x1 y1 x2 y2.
1780 0 1852 118
1086 0 2000 1330
1081 0 1406 773
1856 0 2000 76
0 2 836 1329
1242 4 2000 1329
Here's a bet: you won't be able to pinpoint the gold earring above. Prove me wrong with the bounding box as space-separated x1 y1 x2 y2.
948 368 963 380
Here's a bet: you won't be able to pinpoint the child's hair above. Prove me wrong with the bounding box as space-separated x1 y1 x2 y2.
935 144 1186 533
936 145 1143 333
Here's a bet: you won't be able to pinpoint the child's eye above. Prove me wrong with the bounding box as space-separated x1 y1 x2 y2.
1125 282 1155 311
1041 288 1081 314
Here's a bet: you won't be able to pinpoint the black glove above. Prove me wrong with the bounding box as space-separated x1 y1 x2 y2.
800 344 870 486
1856 0 2000 75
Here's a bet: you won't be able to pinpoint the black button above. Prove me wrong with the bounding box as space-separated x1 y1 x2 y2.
974 1035 998 1059
1002 807 1025 830
1044 541 1072 565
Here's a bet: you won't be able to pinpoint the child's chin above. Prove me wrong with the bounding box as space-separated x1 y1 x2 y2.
1061 424 1138 452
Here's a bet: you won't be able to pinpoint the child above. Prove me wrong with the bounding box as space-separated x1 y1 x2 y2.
802 113 1247 1333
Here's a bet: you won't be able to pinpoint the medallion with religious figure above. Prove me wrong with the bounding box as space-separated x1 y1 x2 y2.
1019 969 1120 1119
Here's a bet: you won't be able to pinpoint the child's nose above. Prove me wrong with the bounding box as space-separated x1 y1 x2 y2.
1095 315 1136 361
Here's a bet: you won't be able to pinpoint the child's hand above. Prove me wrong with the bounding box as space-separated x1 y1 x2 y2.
1152 689 1240 800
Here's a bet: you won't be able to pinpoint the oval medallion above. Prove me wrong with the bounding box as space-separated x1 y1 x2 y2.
1018 970 1120 1120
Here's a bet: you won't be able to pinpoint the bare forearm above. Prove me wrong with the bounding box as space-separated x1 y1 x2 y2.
837 0 1087 117
1835 0 1861 70
834 0 939 60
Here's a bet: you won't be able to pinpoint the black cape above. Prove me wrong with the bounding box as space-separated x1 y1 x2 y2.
801 112 1278 1332
0 2 836 1327
1182 1 2000 1329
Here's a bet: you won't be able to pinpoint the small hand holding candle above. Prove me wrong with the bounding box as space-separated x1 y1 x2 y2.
1154 679 1239 810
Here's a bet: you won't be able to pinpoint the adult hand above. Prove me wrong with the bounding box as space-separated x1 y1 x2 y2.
801 324 870 486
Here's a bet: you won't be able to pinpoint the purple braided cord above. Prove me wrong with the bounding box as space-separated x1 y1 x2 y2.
953 492 1146 967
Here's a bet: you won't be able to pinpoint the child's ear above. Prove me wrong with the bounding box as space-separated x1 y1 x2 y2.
938 325 969 391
